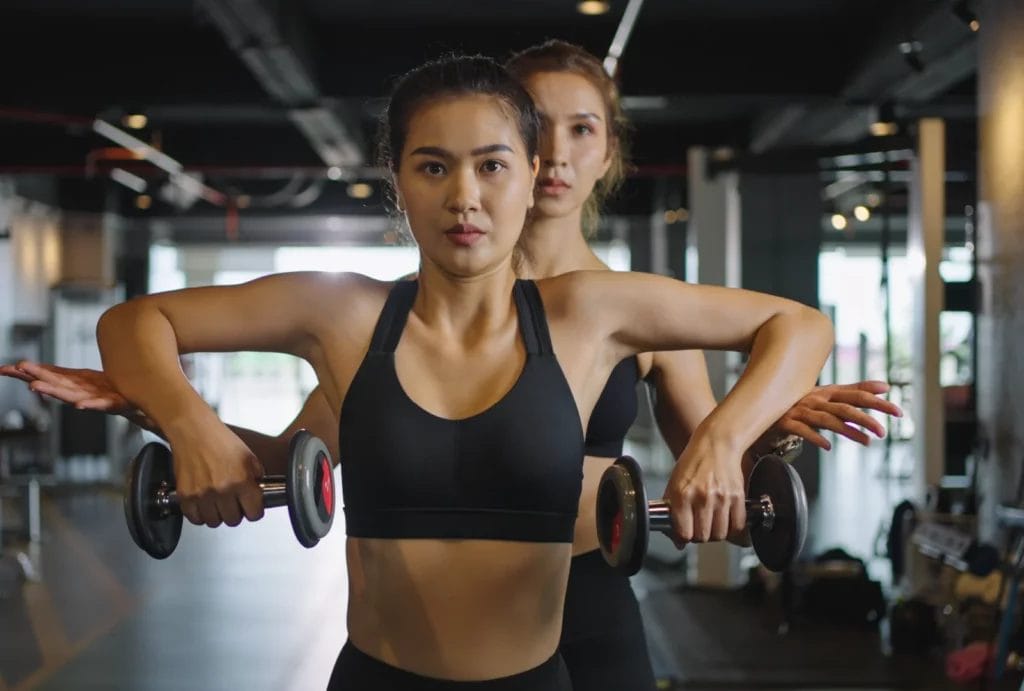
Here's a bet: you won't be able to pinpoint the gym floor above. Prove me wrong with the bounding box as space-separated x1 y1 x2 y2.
0 440 1014 690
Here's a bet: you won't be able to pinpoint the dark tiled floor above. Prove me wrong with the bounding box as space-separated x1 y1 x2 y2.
2 485 348 691
0 440 1018 690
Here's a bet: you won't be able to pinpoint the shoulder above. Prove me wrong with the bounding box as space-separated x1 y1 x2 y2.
311 271 396 324
531 269 607 318
532 269 657 320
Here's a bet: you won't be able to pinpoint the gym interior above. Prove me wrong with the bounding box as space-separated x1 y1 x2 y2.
2 1 1023 689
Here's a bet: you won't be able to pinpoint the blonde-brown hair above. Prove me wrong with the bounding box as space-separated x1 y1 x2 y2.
505 40 631 237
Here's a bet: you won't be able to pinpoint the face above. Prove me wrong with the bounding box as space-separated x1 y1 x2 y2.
395 94 539 278
522 71 613 221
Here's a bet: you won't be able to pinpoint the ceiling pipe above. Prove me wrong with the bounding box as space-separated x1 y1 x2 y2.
603 0 647 78
197 0 365 169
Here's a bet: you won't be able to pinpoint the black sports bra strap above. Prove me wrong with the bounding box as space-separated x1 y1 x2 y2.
369 280 418 353
514 280 554 356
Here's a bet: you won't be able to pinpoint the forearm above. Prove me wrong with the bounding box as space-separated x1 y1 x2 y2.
699 308 833 454
229 427 291 474
96 302 216 436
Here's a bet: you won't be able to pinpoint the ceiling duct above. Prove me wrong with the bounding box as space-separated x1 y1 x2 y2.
197 0 365 169
751 0 977 153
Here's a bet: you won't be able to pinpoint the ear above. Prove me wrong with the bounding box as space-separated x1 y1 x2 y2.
527 154 540 209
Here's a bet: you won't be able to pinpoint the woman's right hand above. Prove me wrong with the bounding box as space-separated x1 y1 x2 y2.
663 426 747 546
165 412 266 528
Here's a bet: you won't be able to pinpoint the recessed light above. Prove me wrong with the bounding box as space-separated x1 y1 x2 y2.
122 114 148 129
347 182 373 199
577 1 610 16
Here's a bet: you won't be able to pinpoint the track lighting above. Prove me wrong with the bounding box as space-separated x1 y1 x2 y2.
899 40 925 73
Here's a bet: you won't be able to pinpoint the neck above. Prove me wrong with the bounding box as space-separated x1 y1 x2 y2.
517 210 606 280
414 262 518 337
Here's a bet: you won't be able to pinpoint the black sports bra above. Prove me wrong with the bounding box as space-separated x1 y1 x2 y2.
583 357 640 457
337 280 584 543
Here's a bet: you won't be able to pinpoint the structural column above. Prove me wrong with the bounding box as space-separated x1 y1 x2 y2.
907 118 947 501
977 0 1024 541
686 147 745 587
739 172 824 502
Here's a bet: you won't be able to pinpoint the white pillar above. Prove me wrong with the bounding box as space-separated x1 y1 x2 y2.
907 118 946 501
976 0 1024 542
686 147 746 587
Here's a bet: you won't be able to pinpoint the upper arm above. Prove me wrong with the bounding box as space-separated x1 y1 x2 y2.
558 270 825 359
99 271 376 363
647 349 717 458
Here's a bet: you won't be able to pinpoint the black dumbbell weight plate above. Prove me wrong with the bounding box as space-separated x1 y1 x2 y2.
596 455 649 576
287 431 335 548
124 442 182 559
747 454 808 571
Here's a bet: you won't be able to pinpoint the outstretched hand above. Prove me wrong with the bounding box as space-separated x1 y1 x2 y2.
662 379 903 550
768 380 903 451
0 360 155 430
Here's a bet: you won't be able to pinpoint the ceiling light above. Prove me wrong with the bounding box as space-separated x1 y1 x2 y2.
952 1 980 31
870 102 898 137
347 182 373 199
711 147 735 162
663 209 678 224
577 1 610 16
236 195 251 209
135 194 152 210
853 205 871 222
830 213 847 231
865 192 882 207
870 122 897 136
327 166 343 181
122 113 148 129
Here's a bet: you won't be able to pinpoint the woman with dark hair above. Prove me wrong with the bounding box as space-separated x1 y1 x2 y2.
2 53 835 689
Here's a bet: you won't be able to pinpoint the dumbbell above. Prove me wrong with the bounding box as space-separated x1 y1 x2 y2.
123 430 335 559
596 454 808 575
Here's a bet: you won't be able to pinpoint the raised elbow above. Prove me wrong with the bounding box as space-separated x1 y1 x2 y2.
802 305 835 353
96 302 127 343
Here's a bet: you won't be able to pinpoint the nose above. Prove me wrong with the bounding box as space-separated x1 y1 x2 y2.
541 125 568 169
446 166 480 215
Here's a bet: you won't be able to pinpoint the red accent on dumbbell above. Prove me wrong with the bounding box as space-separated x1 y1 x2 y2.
611 509 623 553
319 455 334 516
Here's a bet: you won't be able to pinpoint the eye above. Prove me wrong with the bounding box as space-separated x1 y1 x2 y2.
480 159 507 174
421 161 446 176
573 123 594 136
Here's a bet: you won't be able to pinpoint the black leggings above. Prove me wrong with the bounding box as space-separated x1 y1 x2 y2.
327 641 571 691
560 549 658 691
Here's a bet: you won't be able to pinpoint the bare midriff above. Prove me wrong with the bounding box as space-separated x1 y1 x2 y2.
572 455 616 556
346 537 571 680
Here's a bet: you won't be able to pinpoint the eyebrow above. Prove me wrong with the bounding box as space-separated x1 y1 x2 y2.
571 112 603 121
409 144 515 158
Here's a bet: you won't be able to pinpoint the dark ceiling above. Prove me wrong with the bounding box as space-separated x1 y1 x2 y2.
0 0 981 226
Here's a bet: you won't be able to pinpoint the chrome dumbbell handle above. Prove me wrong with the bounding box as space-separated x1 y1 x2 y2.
152 477 289 516
647 496 775 534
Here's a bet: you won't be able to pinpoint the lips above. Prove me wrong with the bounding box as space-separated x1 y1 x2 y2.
444 222 485 247
537 177 571 196
538 177 570 189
